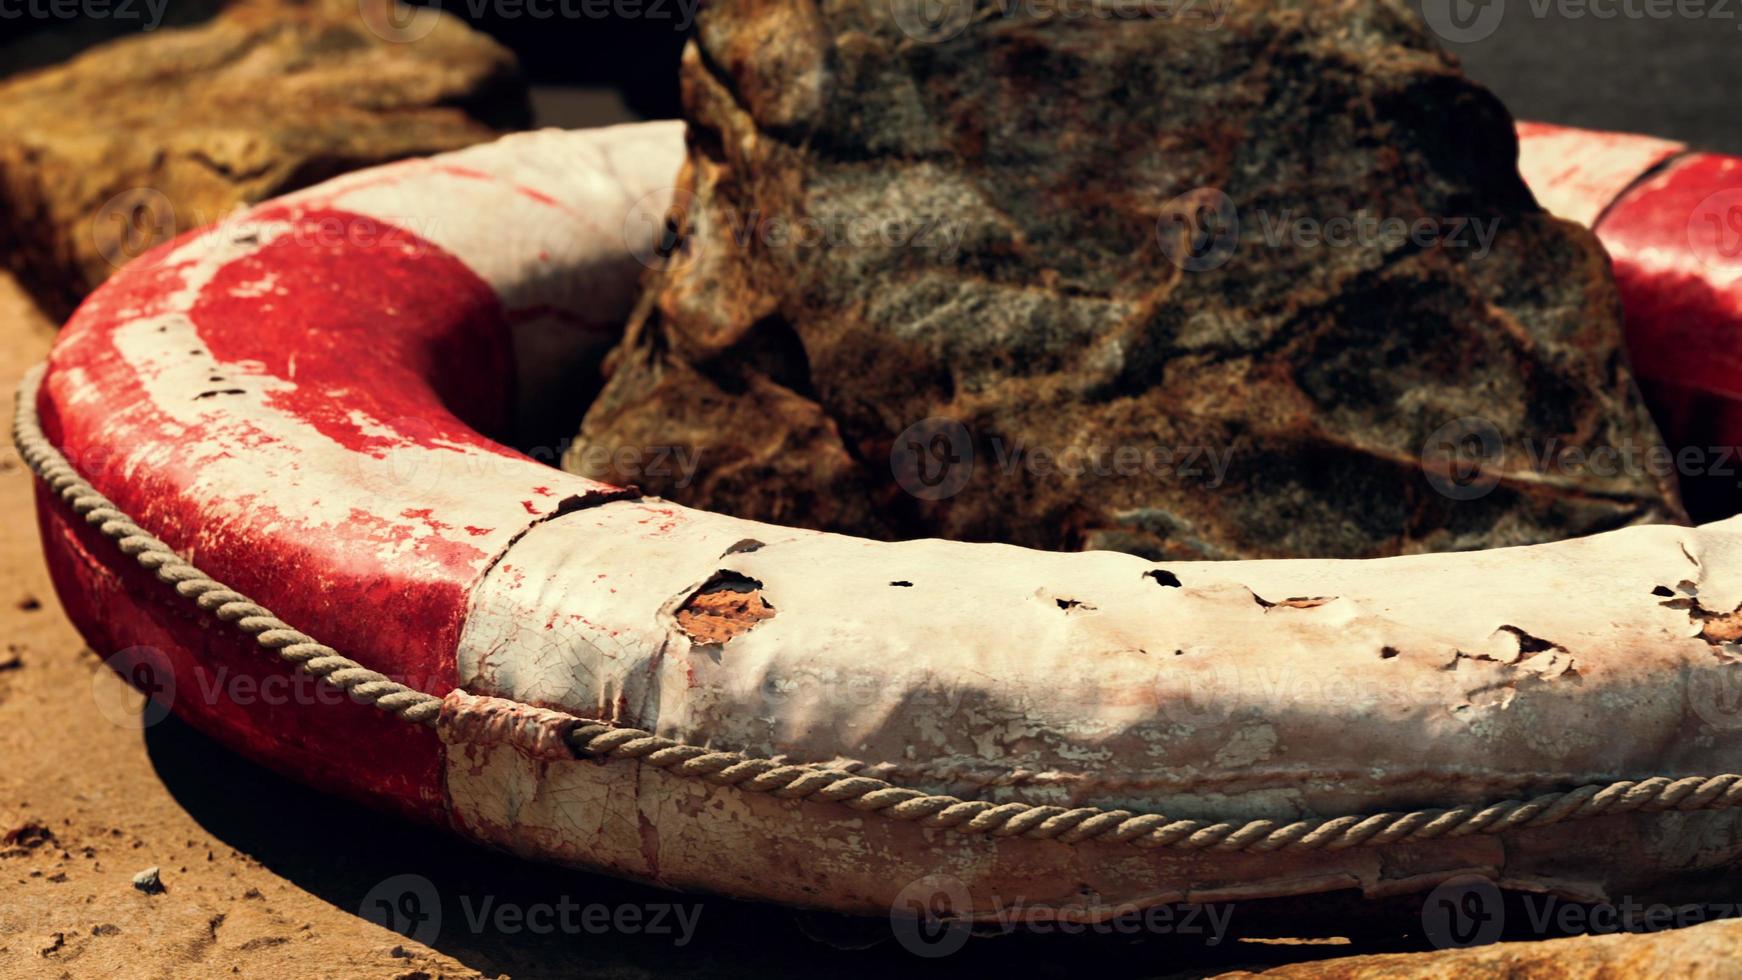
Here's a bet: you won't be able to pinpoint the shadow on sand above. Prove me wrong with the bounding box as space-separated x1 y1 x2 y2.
143 712 1506 978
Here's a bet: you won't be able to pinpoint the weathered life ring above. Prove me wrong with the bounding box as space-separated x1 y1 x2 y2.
20 120 1742 922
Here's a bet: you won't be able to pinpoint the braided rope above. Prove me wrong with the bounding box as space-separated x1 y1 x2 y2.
17 361 1742 851
564 725 1742 851
12 364 443 726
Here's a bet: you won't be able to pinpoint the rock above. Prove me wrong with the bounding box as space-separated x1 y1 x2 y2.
0 0 225 80
131 866 164 894
571 0 1683 560
1233 917 1742 978
0 0 529 318
1 813 54 852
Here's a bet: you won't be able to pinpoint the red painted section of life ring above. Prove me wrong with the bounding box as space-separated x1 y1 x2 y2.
1517 122 1742 516
1602 154 1742 510
36 205 516 820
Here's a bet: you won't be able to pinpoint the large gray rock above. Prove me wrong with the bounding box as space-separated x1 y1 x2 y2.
570 0 1683 559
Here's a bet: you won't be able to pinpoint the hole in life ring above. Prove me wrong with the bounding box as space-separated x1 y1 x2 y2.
674 573 776 647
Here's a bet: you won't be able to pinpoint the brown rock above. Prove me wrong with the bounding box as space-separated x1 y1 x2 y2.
1 813 55 852
1232 917 1742 978
572 0 1683 560
0 0 529 317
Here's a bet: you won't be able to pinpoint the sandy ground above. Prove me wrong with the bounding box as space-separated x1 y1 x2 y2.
2 269 1740 979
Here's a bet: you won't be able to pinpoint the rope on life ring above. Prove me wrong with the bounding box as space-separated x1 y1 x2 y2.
18 362 1742 852
14 364 443 726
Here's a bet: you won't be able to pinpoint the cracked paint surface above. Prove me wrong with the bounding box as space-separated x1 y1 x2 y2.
453 498 1742 914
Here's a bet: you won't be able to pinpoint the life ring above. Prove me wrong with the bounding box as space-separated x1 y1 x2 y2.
20 119 1742 922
